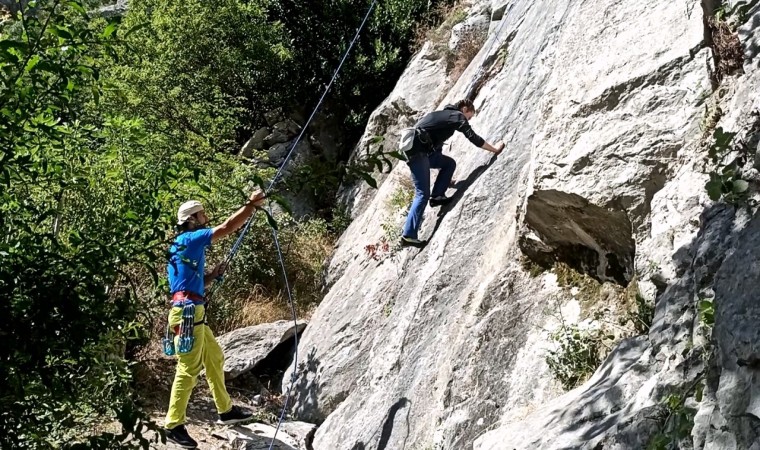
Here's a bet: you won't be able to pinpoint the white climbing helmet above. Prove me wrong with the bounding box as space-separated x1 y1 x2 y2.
177 200 204 225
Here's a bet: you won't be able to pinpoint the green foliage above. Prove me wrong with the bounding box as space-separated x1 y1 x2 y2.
112 0 292 153
270 0 444 141
388 185 415 213
1 1 162 447
629 292 655 334
546 322 606 390
704 127 749 204
646 381 703 450
714 0 759 26
698 297 715 328
112 0 449 153
345 135 405 189
329 204 352 234
365 173 414 260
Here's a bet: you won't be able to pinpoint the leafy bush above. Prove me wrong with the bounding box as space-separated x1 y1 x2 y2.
1 2 163 447
628 291 655 335
545 322 607 390
704 127 749 204
646 383 703 450
112 0 292 153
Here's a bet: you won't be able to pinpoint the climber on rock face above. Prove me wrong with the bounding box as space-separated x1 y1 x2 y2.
163 190 266 449
400 99 505 248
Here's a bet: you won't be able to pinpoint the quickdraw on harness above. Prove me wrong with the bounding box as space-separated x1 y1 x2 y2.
162 291 206 356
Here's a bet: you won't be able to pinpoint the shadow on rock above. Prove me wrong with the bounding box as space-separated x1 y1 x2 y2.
502 203 740 449
378 398 412 450
427 153 499 243
290 347 322 423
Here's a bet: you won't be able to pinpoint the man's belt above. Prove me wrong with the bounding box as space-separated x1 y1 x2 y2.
171 290 206 305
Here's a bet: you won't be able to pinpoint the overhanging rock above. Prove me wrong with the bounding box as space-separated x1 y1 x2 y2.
519 189 635 285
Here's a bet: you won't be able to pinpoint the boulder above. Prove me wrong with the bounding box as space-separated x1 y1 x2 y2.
448 14 489 51
273 120 302 137
265 108 283 127
268 143 290 164
265 129 290 146
279 421 317 450
218 320 306 380
241 127 270 157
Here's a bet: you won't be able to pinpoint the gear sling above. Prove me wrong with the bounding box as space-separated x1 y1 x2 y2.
162 291 206 356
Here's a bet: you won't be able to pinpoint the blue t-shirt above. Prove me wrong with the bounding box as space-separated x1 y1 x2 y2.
167 228 213 295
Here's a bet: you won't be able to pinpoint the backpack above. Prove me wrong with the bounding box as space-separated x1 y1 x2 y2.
398 128 416 157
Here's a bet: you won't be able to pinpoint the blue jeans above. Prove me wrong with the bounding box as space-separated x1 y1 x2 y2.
402 151 456 239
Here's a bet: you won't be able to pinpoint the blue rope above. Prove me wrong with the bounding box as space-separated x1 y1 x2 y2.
266 3 379 447
201 1 379 447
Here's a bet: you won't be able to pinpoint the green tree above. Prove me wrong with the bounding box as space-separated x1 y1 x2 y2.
0 1 166 447
110 0 292 153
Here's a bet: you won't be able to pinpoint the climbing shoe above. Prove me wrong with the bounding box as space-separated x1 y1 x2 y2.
400 236 426 248
165 425 198 449
217 405 253 425
429 195 452 207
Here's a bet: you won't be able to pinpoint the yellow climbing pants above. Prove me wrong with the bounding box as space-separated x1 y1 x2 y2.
165 304 233 429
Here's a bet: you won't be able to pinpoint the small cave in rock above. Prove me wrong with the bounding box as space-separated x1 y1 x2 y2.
519 190 635 286
230 327 306 396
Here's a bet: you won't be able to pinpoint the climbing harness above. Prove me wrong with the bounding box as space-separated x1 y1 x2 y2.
162 292 207 356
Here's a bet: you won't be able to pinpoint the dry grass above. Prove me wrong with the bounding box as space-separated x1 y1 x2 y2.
411 1 468 51
708 15 744 83
213 285 296 334
447 27 486 82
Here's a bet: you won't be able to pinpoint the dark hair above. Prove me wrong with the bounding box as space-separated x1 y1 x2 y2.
175 212 201 234
454 99 475 111
176 222 192 234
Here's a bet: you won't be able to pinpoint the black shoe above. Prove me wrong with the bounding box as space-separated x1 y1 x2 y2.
429 195 452 207
165 425 198 449
400 236 426 248
217 405 253 425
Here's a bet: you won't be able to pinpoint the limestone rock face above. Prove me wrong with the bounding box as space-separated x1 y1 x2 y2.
282 0 760 449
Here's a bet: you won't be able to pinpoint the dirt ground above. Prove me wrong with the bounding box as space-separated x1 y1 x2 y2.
134 348 286 449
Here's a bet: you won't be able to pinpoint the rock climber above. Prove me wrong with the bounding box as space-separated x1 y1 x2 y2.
164 190 267 449
400 99 505 247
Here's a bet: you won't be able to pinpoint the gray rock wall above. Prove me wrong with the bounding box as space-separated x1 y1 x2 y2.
284 0 760 449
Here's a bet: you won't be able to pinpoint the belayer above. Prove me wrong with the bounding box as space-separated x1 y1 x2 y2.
399 99 505 247
163 189 266 449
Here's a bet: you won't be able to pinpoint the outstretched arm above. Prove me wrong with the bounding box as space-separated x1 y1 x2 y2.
456 116 505 155
211 190 266 243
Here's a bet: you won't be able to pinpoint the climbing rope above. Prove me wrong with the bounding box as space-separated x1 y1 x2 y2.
202 1 379 448
265 2 378 446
